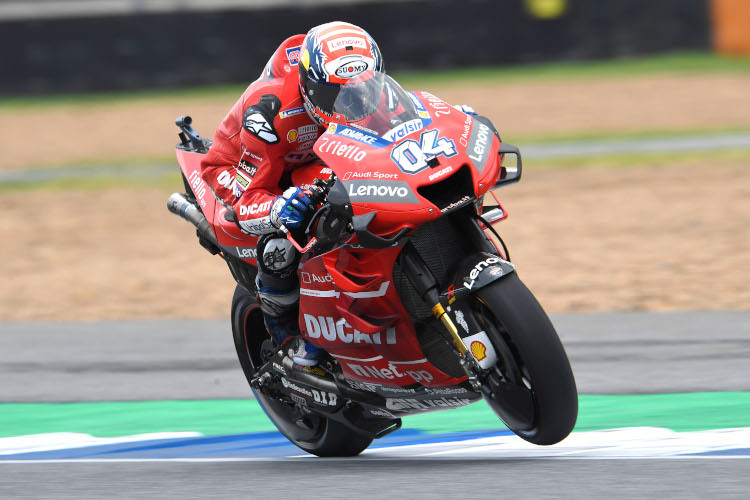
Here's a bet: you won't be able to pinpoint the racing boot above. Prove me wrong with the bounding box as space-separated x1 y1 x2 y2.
256 243 325 367
284 336 325 367
262 311 325 367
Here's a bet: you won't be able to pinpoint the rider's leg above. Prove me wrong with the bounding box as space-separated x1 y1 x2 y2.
256 236 324 366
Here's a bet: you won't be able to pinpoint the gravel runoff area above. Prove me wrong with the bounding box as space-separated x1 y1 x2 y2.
1 158 747 322
3 73 750 171
1 72 749 321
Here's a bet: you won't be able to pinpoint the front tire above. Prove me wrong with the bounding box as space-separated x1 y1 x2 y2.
231 284 373 457
473 273 578 445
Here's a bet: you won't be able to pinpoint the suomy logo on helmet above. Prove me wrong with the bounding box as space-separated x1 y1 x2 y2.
335 60 368 78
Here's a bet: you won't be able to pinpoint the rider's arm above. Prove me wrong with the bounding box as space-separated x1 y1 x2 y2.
199 108 243 206
230 135 284 235
201 92 288 235
230 94 289 235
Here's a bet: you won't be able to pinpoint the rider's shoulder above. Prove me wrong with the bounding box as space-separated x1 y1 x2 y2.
254 34 306 85
241 33 306 112
236 35 312 145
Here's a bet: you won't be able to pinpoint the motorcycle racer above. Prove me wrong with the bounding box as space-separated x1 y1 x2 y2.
200 22 384 366
200 22 486 367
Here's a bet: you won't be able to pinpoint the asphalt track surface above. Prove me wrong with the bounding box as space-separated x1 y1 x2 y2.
2 311 750 498
1 311 749 402
2 458 749 499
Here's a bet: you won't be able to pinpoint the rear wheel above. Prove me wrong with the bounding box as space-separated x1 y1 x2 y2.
473 273 578 445
231 284 373 456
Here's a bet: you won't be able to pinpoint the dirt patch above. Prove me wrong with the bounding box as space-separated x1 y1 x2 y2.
3 74 750 171
2 160 747 322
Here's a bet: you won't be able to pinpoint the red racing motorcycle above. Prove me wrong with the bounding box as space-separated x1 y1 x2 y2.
168 71 577 456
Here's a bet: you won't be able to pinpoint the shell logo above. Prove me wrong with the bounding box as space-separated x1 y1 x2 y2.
328 123 337 133
470 340 487 361
287 130 298 142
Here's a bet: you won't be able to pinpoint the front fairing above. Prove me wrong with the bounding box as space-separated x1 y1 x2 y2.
314 85 503 238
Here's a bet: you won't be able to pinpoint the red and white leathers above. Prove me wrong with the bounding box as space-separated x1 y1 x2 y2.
200 33 329 365
200 34 324 236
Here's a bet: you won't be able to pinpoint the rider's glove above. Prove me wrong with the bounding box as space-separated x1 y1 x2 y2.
454 104 477 116
270 187 313 229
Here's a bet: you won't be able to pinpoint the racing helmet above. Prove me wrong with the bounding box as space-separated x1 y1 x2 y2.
298 22 384 127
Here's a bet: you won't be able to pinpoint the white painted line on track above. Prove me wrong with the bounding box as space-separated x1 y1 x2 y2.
0 432 201 456
1 428 748 462
362 427 750 459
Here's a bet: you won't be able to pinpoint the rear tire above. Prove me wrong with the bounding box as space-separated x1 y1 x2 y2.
474 273 578 445
231 284 373 457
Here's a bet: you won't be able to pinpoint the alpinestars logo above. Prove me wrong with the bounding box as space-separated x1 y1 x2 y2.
264 247 287 270
244 111 279 144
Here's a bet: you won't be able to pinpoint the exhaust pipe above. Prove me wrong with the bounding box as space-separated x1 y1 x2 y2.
167 193 220 248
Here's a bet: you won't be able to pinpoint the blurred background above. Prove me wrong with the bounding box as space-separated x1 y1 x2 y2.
1 0 748 321
1 0 749 494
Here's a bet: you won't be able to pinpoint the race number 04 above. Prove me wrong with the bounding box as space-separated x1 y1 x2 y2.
390 129 458 174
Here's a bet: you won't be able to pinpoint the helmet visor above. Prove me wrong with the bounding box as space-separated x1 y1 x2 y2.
302 77 341 118
332 71 385 122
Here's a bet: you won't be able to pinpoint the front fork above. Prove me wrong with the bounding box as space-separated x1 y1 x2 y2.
398 244 492 394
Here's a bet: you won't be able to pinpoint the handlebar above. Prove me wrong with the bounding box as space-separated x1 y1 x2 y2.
282 175 337 254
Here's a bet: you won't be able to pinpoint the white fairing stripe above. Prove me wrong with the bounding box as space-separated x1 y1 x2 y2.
331 354 384 362
300 289 340 298
343 281 390 298
299 281 390 299
388 358 428 365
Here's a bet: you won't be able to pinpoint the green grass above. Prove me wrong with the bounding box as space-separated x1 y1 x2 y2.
2 51 750 110
395 51 750 88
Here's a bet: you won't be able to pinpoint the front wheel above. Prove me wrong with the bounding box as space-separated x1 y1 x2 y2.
231 284 373 457
473 273 578 445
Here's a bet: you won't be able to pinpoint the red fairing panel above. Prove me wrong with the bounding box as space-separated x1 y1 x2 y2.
176 148 260 264
175 149 217 226
295 91 504 387
314 93 502 240
298 248 466 387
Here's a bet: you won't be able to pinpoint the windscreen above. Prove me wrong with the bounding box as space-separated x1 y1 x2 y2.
332 71 421 138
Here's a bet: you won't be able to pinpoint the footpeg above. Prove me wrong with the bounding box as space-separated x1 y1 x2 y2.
250 372 272 389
